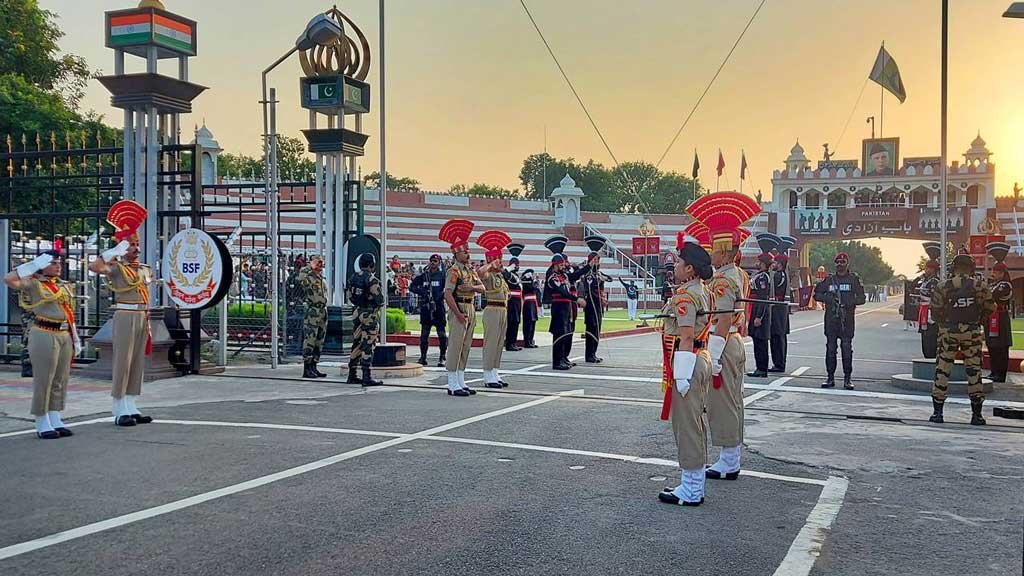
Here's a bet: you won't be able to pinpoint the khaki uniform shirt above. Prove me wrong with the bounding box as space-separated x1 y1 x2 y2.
18 277 74 322
446 261 483 303
709 263 744 332
108 262 152 305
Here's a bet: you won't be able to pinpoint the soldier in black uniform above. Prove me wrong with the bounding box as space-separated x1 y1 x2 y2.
409 254 447 367
579 235 608 363
504 247 525 352
986 260 1013 383
769 252 792 373
917 259 940 358
746 252 773 378
521 269 540 348
814 252 866 390
544 235 589 368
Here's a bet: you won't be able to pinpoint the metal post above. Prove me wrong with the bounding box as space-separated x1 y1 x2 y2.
0 219 8 356
325 154 335 302
379 0 388 343
218 297 228 367
134 109 144 208
315 152 324 256
123 108 134 201
269 88 280 368
939 0 948 280
146 106 158 303
336 111 346 306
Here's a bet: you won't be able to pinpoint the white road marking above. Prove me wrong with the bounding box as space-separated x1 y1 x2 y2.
772 476 850 576
743 367 809 406
0 416 109 439
881 323 889 327
786 354 912 365
744 383 1024 409
0 389 583 561
459 356 585 385
789 303 898 335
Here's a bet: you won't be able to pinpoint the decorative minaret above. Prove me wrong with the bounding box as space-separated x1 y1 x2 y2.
98 0 206 301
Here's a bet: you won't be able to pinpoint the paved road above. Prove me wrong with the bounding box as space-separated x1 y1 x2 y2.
1 302 1021 575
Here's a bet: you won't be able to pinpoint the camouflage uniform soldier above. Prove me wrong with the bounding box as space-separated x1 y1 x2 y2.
929 254 995 426
297 255 328 379
346 253 384 387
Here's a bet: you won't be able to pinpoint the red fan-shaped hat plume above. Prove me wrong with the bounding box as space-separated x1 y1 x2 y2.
439 219 475 250
683 220 711 250
686 192 761 252
476 230 512 261
107 200 148 241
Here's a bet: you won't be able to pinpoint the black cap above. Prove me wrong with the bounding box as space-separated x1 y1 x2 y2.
358 253 376 269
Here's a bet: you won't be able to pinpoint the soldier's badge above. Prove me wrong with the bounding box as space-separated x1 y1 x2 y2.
677 302 688 316
449 272 459 284
715 284 727 297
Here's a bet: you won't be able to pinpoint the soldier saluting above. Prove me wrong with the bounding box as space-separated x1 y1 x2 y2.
296 255 328 379
929 252 995 425
5 239 79 439
346 253 384 387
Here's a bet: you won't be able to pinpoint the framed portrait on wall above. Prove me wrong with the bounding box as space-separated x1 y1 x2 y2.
862 137 899 177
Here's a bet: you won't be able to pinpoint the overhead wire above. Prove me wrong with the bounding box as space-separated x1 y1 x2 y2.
518 0 650 213
833 76 871 156
655 0 768 170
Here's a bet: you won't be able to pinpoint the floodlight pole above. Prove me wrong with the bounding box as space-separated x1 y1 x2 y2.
379 0 389 344
939 0 949 280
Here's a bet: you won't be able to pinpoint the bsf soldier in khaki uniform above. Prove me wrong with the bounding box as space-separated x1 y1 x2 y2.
346 253 384 387
440 219 484 396
929 254 995 426
296 255 328 379
686 191 761 481
476 230 513 388
89 233 154 426
5 246 79 439
658 236 714 507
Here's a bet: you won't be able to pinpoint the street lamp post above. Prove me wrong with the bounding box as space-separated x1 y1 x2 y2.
261 14 343 369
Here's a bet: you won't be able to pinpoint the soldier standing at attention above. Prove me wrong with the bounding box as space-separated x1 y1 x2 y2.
89 200 156 425
346 253 384 387
986 260 1013 383
543 235 589 370
5 241 79 439
440 219 484 396
929 253 995 425
814 252 866 390
918 257 941 358
686 191 761 482
477 230 513 388
580 235 608 364
409 254 447 367
503 247 525 352
296 255 328 379
746 251 773 378
769 237 795 372
520 269 540 348
657 234 714 507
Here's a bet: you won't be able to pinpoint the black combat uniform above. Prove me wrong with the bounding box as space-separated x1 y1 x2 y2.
813 267 866 389
504 264 523 351
579 266 605 363
409 265 447 366
917 271 940 358
986 271 1013 383
769 266 790 372
747 266 772 377
545 263 575 370
521 270 540 348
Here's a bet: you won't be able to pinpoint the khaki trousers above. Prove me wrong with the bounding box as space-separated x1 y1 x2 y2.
707 333 745 447
446 303 476 372
28 328 72 416
482 306 507 371
671 351 711 469
112 310 147 398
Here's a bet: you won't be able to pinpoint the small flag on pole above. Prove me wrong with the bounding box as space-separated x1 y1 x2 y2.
716 149 726 177
869 44 906 103
740 150 748 180
692 150 700 179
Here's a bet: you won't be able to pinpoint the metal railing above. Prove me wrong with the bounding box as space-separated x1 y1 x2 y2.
583 222 655 282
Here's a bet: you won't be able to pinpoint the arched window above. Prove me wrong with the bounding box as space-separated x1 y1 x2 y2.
827 191 846 208
805 191 821 209
789 190 798 209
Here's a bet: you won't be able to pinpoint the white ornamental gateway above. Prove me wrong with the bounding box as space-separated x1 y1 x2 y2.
163 228 232 310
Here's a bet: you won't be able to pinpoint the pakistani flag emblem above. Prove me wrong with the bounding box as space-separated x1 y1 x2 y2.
310 82 336 101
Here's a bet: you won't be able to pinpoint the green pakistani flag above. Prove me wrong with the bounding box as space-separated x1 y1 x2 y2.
869 45 906 103
310 81 336 101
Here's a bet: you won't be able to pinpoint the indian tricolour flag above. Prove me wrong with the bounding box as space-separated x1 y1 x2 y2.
109 13 153 47
153 14 193 53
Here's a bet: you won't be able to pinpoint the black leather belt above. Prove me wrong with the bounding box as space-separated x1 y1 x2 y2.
486 301 507 308
35 319 68 331
456 297 474 304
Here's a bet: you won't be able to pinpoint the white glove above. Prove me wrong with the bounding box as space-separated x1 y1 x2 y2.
16 254 53 278
708 334 727 376
673 350 697 396
102 240 130 261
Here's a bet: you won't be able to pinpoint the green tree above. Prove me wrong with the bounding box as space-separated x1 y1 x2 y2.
275 135 315 181
364 171 421 191
0 0 92 109
218 151 263 180
808 241 895 286
446 183 520 198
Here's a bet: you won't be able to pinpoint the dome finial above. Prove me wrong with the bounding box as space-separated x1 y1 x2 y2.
139 0 166 9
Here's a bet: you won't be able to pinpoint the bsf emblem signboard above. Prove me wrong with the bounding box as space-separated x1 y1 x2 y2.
163 228 232 310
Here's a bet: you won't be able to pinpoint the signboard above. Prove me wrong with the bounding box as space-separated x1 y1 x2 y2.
817 159 858 170
846 207 909 222
301 75 371 113
969 234 1005 254
903 156 941 173
632 236 660 256
163 228 232 310
794 208 836 235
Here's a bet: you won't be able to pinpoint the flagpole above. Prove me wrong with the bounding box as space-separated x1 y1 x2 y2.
879 41 885 138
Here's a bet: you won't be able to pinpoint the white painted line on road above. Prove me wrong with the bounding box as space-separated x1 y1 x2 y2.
881 323 888 327
787 354 912 365
0 389 583 561
789 303 898 335
156 420 406 438
746 383 1024 409
0 416 109 439
772 476 850 576
743 367 808 406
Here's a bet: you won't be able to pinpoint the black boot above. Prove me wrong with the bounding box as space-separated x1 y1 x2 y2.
929 399 944 423
361 364 383 387
21 361 32 378
970 398 986 426
418 344 428 366
313 363 327 378
346 365 360 384
437 354 446 368
821 377 836 389
843 376 854 390
302 362 319 379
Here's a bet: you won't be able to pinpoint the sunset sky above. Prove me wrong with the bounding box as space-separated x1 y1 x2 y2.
39 0 1024 276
